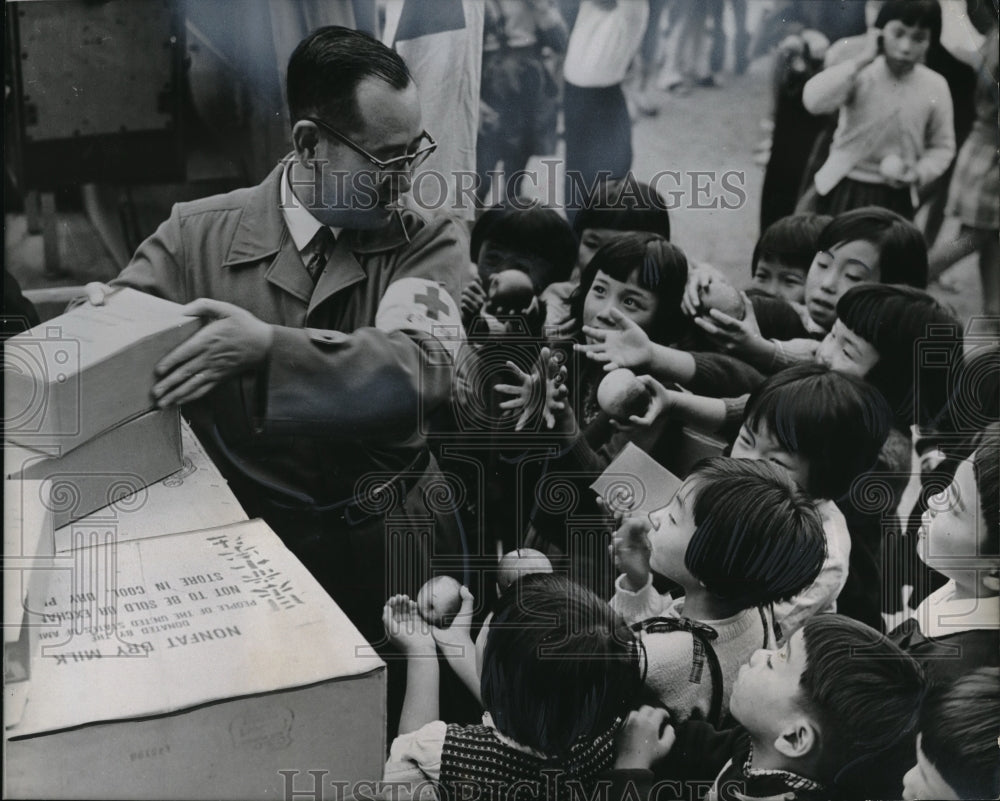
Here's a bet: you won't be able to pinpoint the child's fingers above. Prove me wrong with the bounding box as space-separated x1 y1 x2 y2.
579 326 609 342
707 308 740 328
603 361 621 372
692 315 723 336
494 383 525 396
504 360 532 380
499 398 527 410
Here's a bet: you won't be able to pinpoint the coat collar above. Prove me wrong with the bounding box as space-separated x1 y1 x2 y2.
221 156 412 270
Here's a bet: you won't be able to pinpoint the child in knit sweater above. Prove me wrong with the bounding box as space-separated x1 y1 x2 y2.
610 457 826 724
801 0 955 219
383 573 642 801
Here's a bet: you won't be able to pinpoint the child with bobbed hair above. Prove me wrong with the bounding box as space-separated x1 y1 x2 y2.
616 614 927 801
610 457 826 724
732 363 893 636
830 282 963 433
902 667 1000 801
544 175 671 335
383 573 642 800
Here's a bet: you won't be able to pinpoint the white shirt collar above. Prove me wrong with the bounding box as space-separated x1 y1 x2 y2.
280 161 341 252
912 581 999 638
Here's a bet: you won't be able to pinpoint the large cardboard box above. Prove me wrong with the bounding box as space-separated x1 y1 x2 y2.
3 288 200 453
4 480 59 689
52 419 249 553
5 408 184 529
3 519 386 800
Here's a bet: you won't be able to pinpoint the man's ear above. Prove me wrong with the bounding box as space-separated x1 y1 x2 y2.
292 120 320 163
773 718 818 760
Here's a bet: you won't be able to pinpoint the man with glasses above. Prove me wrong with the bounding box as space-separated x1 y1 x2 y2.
85 27 466 647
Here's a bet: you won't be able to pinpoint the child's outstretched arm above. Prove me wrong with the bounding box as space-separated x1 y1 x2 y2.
383 595 439 735
694 299 819 374
576 309 698 385
429 586 482 705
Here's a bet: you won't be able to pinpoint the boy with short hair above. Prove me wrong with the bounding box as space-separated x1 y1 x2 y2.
614 614 926 800
902 667 1000 801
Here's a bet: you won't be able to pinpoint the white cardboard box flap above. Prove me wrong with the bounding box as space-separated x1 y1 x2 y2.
7 518 384 737
3 288 201 452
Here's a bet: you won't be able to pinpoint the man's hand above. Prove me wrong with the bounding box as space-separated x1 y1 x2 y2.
614 706 676 770
152 299 273 407
576 309 654 372
84 282 114 306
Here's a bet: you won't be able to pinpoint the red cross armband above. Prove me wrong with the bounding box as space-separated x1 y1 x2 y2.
375 277 464 362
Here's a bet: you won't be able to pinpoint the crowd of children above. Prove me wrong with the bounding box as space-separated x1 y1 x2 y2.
378 1 997 799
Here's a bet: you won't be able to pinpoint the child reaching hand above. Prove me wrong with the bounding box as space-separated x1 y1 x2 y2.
586 207 930 392
610 457 826 724
383 574 642 801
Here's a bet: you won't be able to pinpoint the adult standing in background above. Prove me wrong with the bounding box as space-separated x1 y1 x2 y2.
562 0 648 220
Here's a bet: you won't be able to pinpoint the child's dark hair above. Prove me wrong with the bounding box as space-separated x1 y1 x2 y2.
798 615 926 793
817 207 928 288
752 213 832 276
480 573 641 755
743 364 892 500
875 1 943 45
470 204 578 290
569 233 689 344
918 667 1000 799
682 457 827 607
972 423 1000 555
572 176 671 242
836 284 963 431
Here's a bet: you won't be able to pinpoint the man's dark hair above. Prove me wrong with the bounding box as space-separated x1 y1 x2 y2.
818 207 929 288
286 26 412 132
683 457 827 607
569 232 689 344
875 0 944 45
743 364 892 500
798 615 925 795
573 176 671 242
836 283 963 431
919 667 1000 799
752 213 832 276
480 573 641 755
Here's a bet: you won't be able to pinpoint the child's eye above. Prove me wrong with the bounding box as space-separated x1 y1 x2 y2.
591 285 605 296
782 275 804 286
845 272 865 284
623 298 638 309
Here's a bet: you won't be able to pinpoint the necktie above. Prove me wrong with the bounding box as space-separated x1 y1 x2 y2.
305 227 335 284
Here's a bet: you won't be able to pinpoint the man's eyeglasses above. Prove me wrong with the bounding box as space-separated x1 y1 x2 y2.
303 117 437 173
